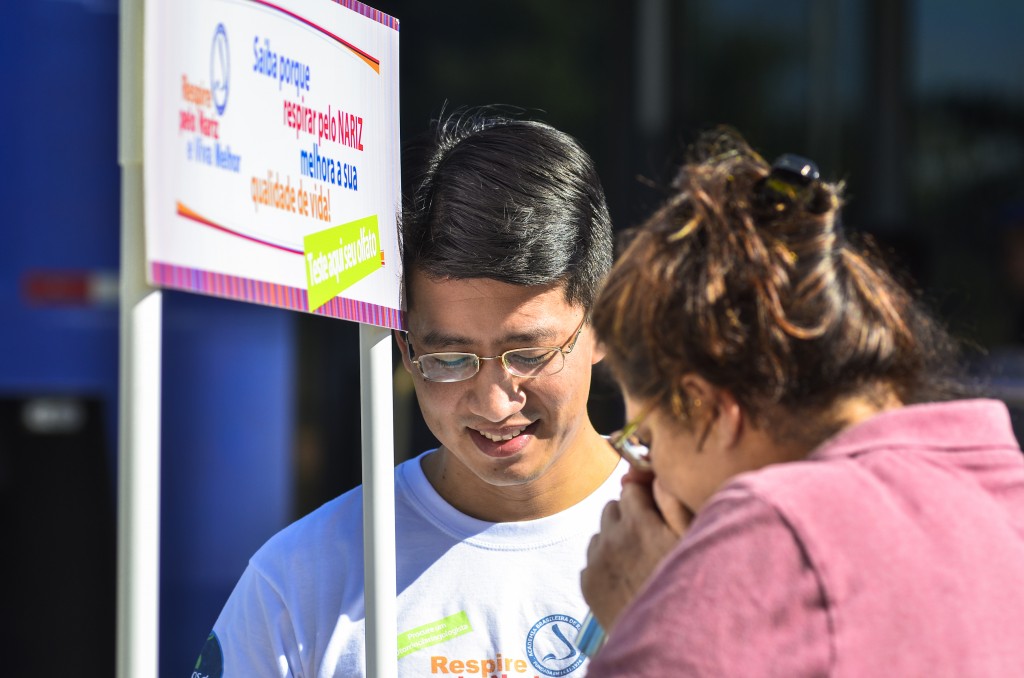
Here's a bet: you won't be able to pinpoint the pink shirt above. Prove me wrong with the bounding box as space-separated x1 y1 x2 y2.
587 399 1024 677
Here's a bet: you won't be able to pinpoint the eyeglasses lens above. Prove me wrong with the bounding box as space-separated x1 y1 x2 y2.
503 348 563 378
418 353 480 382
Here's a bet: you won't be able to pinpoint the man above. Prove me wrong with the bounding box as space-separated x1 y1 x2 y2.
197 109 625 677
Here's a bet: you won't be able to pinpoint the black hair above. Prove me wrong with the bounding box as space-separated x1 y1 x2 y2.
400 107 613 311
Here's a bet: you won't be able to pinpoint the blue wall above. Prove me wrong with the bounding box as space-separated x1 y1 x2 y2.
160 291 294 676
0 1 121 460
1 3 295 676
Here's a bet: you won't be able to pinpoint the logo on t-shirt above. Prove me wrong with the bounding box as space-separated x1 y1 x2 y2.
192 631 223 678
525 614 585 676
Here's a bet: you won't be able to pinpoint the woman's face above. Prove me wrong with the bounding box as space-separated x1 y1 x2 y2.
622 392 742 515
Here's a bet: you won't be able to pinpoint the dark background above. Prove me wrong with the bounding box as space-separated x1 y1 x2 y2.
1 1 1022 675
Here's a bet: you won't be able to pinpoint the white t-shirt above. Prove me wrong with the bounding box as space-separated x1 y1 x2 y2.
202 450 628 678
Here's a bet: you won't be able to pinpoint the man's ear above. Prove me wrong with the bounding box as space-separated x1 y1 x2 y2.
591 338 606 365
394 331 414 374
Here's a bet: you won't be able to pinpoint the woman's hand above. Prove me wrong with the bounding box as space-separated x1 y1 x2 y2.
653 478 693 537
581 476 691 632
622 467 693 538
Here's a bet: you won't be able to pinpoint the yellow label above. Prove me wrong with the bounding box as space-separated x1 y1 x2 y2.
303 214 382 311
397 611 473 659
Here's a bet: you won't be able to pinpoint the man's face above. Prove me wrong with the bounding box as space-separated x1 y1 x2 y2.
398 270 602 494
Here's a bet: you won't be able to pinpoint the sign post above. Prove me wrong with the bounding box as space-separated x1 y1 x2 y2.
360 323 398 676
120 0 402 675
119 0 162 676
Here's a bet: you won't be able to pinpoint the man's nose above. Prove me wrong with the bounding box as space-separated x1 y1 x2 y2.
467 358 526 422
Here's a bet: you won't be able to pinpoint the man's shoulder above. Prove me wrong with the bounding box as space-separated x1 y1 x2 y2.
252 454 428 568
251 481 365 572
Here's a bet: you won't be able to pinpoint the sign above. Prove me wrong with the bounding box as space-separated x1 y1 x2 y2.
144 0 402 329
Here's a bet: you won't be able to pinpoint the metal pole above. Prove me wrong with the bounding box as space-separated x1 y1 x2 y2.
360 323 398 677
866 0 911 231
118 0 162 675
807 0 841 171
636 0 671 140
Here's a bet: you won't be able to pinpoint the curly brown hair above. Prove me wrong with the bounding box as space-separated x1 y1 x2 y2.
593 128 962 427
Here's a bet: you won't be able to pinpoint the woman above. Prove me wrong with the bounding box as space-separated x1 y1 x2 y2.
581 130 1024 676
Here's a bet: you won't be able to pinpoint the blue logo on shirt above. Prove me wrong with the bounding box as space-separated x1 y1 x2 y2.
525 614 585 676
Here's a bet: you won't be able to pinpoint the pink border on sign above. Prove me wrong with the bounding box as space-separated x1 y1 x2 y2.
151 261 405 330
331 0 400 31
247 0 382 72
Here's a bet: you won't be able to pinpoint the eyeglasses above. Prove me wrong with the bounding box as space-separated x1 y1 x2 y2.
609 408 652 471
405 315 588 383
